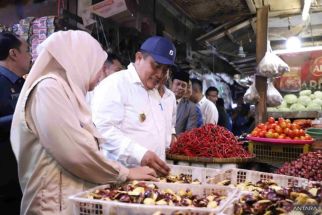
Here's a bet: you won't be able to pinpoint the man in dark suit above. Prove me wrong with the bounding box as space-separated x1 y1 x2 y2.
170 69 198 134
0 31 31 214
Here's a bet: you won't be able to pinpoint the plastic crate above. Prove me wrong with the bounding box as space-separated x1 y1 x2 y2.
162 164 221 184
248 141 310 164
207 168 309 188
69 182 238 215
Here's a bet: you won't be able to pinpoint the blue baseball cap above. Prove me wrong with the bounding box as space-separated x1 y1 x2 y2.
140 36 176 66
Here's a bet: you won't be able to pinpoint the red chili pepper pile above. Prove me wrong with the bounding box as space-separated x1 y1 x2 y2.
169 124 253 158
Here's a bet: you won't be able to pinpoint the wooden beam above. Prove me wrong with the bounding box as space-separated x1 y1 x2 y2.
237 63 257 69
196 17 246 42
232 56 256 64
255 6 269 124
208 18 254 42
246 0 257 14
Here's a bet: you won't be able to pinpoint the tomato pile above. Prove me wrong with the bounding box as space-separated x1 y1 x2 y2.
250 117 313 140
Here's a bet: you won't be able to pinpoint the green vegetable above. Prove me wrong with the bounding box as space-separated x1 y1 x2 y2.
314 91 322 99
299 90 312 96
267 107 278 112
298 96 311 106
312 98 322 106
306 103 321 111
290 103 306 111
278 107 290 112
284 94 298 104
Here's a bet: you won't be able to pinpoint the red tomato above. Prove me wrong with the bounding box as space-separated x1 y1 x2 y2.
288 130 295 138
272 133 279 138
280 121 287 129
275 125 282 134
286 122 291 129
265 131 273 138
278 117 285 124
251 130 259 137
300 136 306 140
268 117 275 124
283 128 290 135
291 123 300 130
278 134 286 139
293 136 300 140
259 131 266 138
293 129 300 137
299 129 305 136
285 119 291 123
305 136 313 140
268 129 275 133
258 123 265 129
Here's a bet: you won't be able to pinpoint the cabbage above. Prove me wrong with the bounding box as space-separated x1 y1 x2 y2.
298 96 311 106
279 100 288 108
312 98 322 106
299 90 312 96
284 94 298 104
307 103 321 111
310 94 316 100
290 103 306 111
267 107 278 112
314 91 322 99
278 107 290 112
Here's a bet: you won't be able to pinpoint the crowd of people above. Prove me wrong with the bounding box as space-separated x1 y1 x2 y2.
0 30 252 214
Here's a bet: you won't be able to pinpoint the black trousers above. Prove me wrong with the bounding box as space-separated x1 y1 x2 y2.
0 139 21 215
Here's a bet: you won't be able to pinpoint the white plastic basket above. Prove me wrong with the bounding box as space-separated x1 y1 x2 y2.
69 182 239 215
207 168 309 188
160 164 221 184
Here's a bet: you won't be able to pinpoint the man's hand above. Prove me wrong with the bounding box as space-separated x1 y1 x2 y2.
169 134 177 148
127 166 158 181
141 150 170 176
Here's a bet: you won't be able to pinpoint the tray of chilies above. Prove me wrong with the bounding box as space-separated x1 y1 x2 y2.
69 181 238 215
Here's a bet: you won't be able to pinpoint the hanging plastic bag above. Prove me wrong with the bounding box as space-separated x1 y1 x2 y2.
243 82 260 104
267 80 283 107
257 50 290 78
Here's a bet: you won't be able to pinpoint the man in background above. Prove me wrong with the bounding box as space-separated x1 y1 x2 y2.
205 86 219 104
184 79 203 128
190 79 218 125
171 69 199 134
86 52 123 106
0 31 31 214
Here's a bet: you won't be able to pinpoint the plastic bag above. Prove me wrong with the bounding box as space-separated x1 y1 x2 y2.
243 82 260 104
267 81 283 107
258 51 290 77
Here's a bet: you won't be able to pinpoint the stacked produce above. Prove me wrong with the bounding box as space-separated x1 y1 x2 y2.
276 151 322 181
268 90 322 112
249 117 313 140
168 124 253 158
233 182 322 215
159 174 201 184
87 181 225 208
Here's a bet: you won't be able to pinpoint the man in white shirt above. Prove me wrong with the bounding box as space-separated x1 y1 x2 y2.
190 78 219 125
155 73 177 148
86 53 123 106
91 36 176 176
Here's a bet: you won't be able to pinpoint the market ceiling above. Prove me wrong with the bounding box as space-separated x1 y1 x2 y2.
162 0 322 75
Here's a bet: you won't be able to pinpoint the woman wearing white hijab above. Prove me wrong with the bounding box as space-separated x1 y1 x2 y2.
10 30 157 215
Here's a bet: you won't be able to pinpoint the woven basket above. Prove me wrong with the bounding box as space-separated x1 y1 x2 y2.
166 153 255 164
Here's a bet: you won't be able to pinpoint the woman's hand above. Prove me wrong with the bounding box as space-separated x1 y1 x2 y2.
127 166 158 181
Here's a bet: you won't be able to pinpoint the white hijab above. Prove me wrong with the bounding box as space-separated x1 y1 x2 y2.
11 30 107 140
